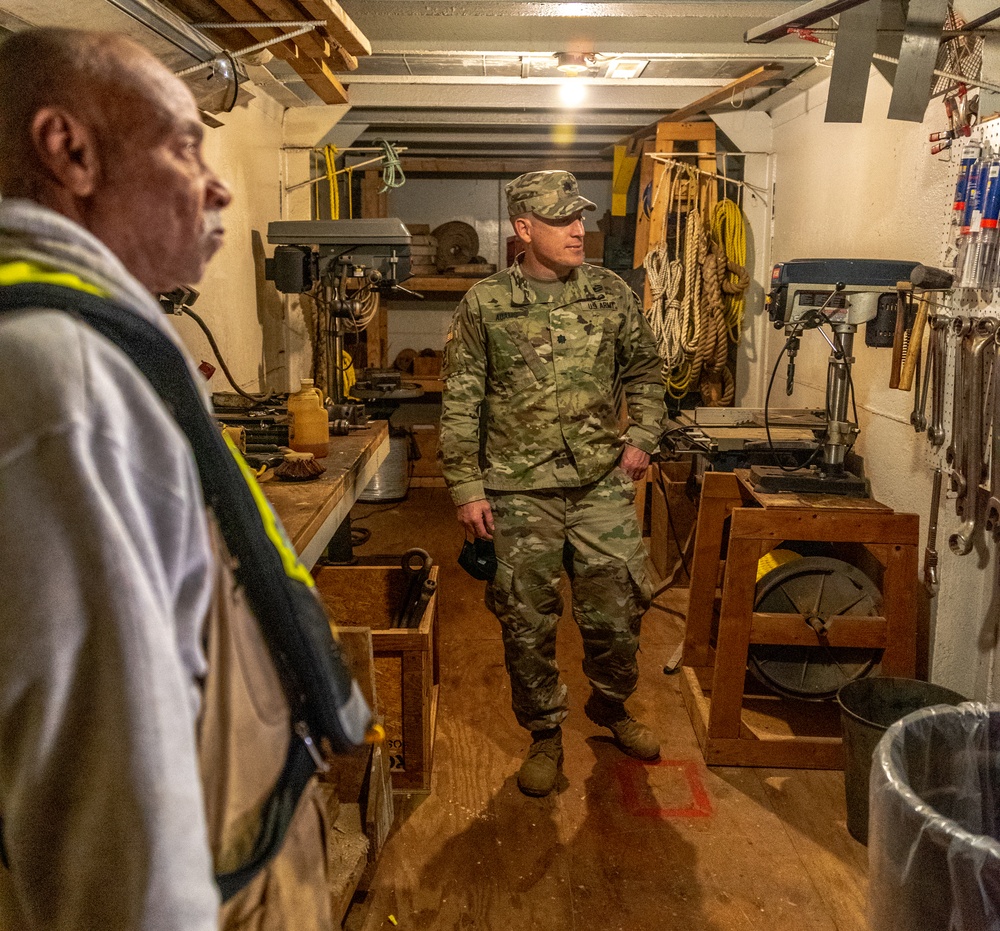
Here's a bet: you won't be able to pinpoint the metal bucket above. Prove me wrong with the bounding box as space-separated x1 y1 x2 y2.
358 433 410 503
837 676 967 844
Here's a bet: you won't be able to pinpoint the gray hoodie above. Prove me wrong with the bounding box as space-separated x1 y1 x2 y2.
0 199 219 930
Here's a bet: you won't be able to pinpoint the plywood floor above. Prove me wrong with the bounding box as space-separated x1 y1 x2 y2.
345 487 868 931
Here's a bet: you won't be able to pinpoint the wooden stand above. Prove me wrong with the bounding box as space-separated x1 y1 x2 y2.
680 471 920 769
314 562 441 791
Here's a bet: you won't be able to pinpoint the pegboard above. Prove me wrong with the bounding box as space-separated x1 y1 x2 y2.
931 121 1000 476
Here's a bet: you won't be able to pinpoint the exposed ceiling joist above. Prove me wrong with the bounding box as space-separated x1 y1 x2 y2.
161 0 369 103
744 0 867 43
619 64 784 152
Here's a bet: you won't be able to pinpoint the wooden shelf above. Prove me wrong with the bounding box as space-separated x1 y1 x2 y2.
408 376 444 393
403 276 481 294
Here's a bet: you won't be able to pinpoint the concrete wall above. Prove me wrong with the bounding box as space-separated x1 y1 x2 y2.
768 69 998 701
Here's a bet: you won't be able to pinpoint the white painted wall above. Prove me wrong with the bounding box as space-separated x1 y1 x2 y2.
167 94 291 395
768 69 998 701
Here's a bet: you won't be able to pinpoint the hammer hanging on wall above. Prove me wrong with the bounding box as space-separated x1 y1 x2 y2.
892 266 955 391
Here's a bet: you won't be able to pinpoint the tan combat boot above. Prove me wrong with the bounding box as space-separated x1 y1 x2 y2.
584 693 660 761
517 727 563 796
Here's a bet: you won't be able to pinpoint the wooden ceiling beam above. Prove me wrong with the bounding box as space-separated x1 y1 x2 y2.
294 0 371 58
162 0 260 54
286 48 349 104
398 157 610 175
618 64 784 153
204 0 353 100
250 0 329 60
207 0 300 57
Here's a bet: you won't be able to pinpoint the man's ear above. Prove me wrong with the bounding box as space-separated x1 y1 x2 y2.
512 215 531 243
29 106 99 197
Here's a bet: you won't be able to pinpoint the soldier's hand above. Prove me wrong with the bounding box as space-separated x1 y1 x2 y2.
620 444 650 482
457 499 494 540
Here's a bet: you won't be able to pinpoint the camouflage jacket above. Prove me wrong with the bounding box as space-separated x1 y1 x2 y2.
440 259 666 505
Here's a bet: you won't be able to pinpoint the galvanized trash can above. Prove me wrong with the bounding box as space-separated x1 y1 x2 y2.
836 676 966 844
358 431 411 503
868 703 1000 931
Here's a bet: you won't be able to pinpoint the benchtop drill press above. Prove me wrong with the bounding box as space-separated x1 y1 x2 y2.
752 258 921 497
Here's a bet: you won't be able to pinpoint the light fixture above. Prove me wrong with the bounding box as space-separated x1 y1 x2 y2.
558 81 587 107
555 52 593 75
176 53 240 114
605 59 648 80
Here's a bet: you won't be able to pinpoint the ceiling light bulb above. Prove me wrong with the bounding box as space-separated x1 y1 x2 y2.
556 52 590 75
559 80 586 107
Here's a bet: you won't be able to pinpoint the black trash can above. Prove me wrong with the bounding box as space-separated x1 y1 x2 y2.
836 676 966 844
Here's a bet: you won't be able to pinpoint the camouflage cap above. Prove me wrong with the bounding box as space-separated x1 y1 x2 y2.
505 170 597 220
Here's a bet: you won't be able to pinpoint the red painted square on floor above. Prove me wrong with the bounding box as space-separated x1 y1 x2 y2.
615 759 713 819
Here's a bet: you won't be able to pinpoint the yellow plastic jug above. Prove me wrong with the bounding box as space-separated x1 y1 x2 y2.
287 378 330 459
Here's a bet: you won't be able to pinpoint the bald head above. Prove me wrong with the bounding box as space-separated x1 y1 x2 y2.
0 28 231 293
0 29 177 198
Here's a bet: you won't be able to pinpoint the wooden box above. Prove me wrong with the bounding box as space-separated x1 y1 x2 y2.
412 352 442 377
584 230 605 264
314 563 440 791
409 423 442 478
648 461 698 583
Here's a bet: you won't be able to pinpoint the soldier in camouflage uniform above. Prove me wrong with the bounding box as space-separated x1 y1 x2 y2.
440 170 667 797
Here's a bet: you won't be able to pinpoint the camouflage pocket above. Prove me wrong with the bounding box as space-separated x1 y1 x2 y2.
485 557 514 616
624 540 654 611
442 335 464 377
486 323 540 395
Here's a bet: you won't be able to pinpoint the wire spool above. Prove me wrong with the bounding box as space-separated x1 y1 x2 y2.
749 556 883 700
432 221 479 272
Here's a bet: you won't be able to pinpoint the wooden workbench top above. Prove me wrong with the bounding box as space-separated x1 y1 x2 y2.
264 420 389 566
734 468 892 511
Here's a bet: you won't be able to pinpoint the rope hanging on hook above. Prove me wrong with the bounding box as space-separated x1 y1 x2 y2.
711 199 750 342
324 144 339 219
641 157 751 405
378 140 406 193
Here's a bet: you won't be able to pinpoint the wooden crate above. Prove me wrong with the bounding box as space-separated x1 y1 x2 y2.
648 461 698 583
409 423 442 478
314 563 440 791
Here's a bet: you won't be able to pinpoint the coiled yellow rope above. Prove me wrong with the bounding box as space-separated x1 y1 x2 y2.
711 199 750 342
643 174 750 403
324 144 340 219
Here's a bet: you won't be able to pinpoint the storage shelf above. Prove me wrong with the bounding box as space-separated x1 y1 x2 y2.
403 276 481 293
409 375 444 392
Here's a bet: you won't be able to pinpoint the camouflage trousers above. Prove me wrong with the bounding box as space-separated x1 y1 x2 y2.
485 467 653 733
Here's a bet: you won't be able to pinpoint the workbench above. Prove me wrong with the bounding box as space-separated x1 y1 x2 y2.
261 419 392 923
263 419 389 567
680 469 919 769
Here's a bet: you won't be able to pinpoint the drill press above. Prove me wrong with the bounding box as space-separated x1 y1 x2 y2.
751 258 920 496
